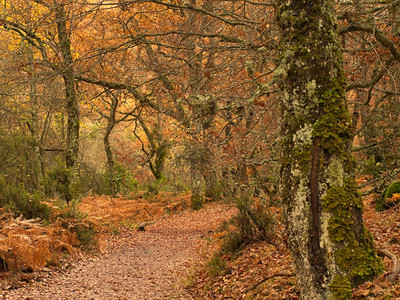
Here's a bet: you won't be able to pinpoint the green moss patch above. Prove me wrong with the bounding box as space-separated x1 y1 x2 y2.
323 178 382 287
329 275 352 300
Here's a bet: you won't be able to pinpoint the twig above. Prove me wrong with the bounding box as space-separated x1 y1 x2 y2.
377 249 400 284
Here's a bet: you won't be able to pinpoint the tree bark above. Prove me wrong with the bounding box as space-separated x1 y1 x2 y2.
55 4 80 205
190 144 204 210
186 0 205 209
203 149 220 201
277 1 382 299
138 113 168 182
27 44 43 189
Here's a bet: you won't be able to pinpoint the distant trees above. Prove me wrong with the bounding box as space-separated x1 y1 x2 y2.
338 0 400 192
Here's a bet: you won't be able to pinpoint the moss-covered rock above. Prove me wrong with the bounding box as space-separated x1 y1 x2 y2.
376 181 400 211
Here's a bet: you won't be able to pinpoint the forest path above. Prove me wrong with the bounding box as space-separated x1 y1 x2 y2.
1 203 236 300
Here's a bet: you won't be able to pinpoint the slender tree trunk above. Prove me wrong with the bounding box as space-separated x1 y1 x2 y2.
185 0 205 209
104 133 116 197
27 45 43 189
56 4 80 205
359 97 383 165
236 159 249 199
203 150 219 201
103 92 118 197
138 114 168 182
104 129 116 197
190 144 204 210
277 1 381 299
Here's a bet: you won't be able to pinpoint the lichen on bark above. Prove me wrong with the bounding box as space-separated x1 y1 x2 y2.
56 4 81 204
277 0 382 298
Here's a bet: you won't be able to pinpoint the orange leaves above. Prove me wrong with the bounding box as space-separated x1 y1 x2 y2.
0 212 80 272
78 192 191 230
386 193 400 203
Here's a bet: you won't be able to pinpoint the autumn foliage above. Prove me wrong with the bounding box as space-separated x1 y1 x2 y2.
0 0 399 297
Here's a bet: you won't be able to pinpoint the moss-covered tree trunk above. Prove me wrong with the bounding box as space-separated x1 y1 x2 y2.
185 0 205 210
276 0 381 299
27 44 43 189
190 145 204 210
56 4 80 205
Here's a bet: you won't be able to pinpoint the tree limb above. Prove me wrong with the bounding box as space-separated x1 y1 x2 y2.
340 18 400 62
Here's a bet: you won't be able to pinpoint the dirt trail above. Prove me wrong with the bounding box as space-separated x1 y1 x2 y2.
1 203 235 300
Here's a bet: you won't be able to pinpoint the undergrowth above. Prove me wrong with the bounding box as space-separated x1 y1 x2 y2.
221 197 275 254
200 197 276 291
0 175 51 221
52 202 98 250
207 255 227 277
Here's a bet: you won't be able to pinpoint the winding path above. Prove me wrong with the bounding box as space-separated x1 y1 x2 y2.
1 203 235 300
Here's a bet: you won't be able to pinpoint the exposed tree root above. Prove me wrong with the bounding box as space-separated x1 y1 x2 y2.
241 206 278 247
377 249 400 284
248 272 294 292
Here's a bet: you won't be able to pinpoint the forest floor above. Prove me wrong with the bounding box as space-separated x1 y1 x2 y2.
0 195 236 299
186 192 400 299
1 185 400 299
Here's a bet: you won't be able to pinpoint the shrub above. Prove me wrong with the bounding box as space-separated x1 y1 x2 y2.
114 163 138 195
0 130 38 190
80 165 110 196
0 175 51 221
53 203 98 250
207 255 227 278
43 163 71 199
221 197 274 253
73 223 97 250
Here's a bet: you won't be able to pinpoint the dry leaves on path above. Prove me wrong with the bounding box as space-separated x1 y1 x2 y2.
0 202 236 300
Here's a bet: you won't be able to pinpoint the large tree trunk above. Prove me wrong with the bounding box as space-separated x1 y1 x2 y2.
56 4 80 205
277 1 382 299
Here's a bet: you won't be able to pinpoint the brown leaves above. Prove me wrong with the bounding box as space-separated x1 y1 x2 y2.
189 219 298 299
190 192 400 299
